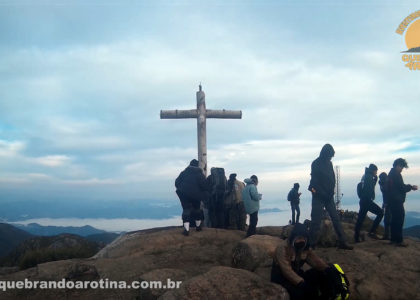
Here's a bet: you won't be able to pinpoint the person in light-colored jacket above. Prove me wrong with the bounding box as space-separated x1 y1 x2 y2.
242 175 261 237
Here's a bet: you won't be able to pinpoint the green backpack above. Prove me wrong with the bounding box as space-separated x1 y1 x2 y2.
329 263 350 300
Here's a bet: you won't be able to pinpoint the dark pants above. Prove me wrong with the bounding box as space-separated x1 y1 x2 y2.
247 211 258 237
271 262 331 300
354 200 384 240
177 191 204 224
209 193 225 228
389 201 405 243
309 195 346 247
226 202 246 230
291 202 300 225
383 204 392 238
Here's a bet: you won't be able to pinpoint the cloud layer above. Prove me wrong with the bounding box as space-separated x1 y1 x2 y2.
0 2 419 212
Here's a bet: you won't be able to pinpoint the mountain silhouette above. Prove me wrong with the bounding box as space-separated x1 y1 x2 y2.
402 46 420 53
0 223 33 257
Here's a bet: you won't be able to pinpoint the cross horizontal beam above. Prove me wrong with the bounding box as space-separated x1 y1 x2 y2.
160 109 197 119
160 109 242 119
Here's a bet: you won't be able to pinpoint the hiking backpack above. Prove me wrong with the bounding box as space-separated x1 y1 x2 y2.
356 181 363 199
287 189 292 201
209 167 227 195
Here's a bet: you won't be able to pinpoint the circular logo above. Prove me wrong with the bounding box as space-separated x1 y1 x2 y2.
405 19 420 51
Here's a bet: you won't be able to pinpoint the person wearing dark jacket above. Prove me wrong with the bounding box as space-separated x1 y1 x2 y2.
175 159 208 236
387 158 418 247
308 144 353 250
354 164 383 242
378 172 391 240
271 223 350 300
288 183 302 225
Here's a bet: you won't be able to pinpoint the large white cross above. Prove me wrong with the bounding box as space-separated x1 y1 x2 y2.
160 85 242 176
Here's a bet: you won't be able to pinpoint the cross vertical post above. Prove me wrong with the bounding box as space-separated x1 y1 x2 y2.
196 85 207 175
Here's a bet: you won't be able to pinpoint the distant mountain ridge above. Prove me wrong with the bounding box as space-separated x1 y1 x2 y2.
13 223 108 237
0 233 101 270
0 223 33 257
404 225 420 239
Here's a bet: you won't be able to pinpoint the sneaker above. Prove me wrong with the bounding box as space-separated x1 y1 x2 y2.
196 225 202 232
381 235 390 240
338 242 353 250
368 232 380 240
395 242 408 247
182 229 189 236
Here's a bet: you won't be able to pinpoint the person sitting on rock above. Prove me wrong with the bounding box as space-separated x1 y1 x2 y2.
175 159 207 236
271 223 350 300
354 164 383 242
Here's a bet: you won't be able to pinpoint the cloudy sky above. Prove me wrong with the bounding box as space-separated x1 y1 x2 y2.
1 0 420 213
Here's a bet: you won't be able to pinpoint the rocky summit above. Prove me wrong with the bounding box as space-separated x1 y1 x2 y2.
0 221 419 299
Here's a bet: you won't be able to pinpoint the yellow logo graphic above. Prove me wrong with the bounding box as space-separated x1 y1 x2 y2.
396 10 420 70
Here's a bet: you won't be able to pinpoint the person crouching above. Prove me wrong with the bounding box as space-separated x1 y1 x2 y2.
271 223 350 300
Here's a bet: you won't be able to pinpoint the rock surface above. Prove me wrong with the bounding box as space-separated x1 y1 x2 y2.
0 222 419 300
161 266 289 300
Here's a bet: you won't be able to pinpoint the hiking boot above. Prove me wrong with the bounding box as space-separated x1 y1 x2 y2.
196 225 202 232
381 235 390 240
182 229 189 236
338 242 353 250
368 232 380 240
395 242 408 247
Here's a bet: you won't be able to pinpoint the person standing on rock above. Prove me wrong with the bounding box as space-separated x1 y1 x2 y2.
387 158 418 247
354 164 383 242
378 172 391 240
271 223 350 300
242 175 262 237
308 144 353 250
224 173 246 230
175 159 207 236
288 183 302 225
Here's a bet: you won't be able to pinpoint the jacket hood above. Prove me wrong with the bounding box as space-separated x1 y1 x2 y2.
186 165 202 172
378 172 387 185
319 144 335 160
288 223 310 249
244 178 254 184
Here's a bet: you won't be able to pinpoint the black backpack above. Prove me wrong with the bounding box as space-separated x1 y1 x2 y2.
287 189 292 201
209 168 227 195
356 181 363 199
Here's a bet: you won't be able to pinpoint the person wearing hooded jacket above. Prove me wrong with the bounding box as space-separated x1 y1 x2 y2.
242 175 261 237
354 164 383 242
271 223 349 300
308 144 353 250
387 158 418 246
175 159 208 236
288 183 302 225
